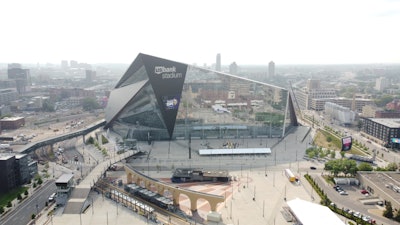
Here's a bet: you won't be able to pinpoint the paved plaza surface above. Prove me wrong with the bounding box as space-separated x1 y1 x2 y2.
33 126 339 225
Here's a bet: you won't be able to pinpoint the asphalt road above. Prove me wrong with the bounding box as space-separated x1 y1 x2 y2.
0 180 56 225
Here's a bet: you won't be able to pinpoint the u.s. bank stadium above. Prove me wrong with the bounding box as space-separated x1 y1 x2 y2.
105 53 299 141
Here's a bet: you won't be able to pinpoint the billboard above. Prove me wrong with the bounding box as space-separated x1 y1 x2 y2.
391 138 400 144
341 136 352 151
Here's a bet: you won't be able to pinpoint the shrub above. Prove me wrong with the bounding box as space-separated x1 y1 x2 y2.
101 135 109 144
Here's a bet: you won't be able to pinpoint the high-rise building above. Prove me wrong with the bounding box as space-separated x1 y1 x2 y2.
306 79 321 90
216 53 221 72
229 62 238 75
61 60 69 70
70 60 78 68
86 70 97 81
375 77 389 92
7 63 31 94
268 61 275 78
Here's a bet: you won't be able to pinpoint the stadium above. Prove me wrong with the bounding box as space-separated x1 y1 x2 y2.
105 53 298 141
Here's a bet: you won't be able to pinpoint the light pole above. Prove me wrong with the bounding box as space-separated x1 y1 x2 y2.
263 200 265 217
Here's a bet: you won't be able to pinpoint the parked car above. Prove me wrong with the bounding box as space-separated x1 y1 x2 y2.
361 190 369 195
310 166 317 170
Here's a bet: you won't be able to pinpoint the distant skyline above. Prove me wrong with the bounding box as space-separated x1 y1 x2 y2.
1 0 400 66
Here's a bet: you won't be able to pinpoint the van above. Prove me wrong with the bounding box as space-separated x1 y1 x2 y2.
48 192 56 202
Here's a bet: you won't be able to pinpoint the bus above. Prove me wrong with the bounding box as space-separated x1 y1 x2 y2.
284 169 296 182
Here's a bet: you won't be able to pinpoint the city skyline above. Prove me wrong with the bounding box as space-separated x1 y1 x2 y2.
1 0 400 65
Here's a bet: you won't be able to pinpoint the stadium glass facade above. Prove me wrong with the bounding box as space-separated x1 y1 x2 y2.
105 53 298 141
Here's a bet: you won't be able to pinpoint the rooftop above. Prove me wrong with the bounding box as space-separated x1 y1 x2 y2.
369 118 400 128
56 173 74 184
287 198 345 225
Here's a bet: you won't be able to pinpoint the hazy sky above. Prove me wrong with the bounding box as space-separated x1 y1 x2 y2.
1 0 399 65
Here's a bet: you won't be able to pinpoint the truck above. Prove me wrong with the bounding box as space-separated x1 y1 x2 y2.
284 169 297 182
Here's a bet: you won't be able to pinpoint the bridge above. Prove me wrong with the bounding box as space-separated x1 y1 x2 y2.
124 165 225 212
20 119 106 154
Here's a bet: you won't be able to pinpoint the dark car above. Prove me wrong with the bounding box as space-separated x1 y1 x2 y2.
310 166 317 170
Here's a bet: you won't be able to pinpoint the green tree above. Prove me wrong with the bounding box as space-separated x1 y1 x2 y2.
86 136 95 145
386 162 398 171
37 177 43 185
324 159 358 176
7 201 12 208
24 190 29 196
383 201 393 218
326 136 332 142
17 193 22 200
394 209 400 222
330 151 336 159
82 97 100 111
0 205 4 214
375 95 394 107
42 99 55 112
358 162 373 171
357 120 362 131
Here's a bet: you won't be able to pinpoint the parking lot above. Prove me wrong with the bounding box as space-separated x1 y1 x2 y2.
314 176 391 224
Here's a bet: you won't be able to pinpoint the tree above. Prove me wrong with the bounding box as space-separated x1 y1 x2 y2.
330 151 336 159
357 120 363 131
0 205 4 214
383 201 393 218
358 162 373 171
42 99 55 112
324 159 358 177
82 97 100 111
386 162 398 171
17 193 22 200
86 136 95 145
24 190 29 196
394 209 400 222
7 201 12 208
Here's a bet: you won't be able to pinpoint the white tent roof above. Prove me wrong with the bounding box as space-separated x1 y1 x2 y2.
287 198 345 225
199 148 271 155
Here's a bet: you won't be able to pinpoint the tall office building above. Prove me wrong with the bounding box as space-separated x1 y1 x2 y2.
229 62 238 75
268 61 275 78
216 53 221 72
7 63 31 94
61 60 69 70
70 60 78 68
306 79 321 90
375 77 389 92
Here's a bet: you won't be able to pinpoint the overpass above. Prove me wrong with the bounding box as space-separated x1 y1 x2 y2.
63 150 135 214
19 119 106 154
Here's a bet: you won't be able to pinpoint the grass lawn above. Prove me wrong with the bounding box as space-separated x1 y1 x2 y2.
313 129 370 156
0 186 29 208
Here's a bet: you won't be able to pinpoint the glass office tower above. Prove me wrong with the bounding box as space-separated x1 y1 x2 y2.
105 53 298 141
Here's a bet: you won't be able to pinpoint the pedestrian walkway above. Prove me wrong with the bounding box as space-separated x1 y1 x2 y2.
63 150 134 214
